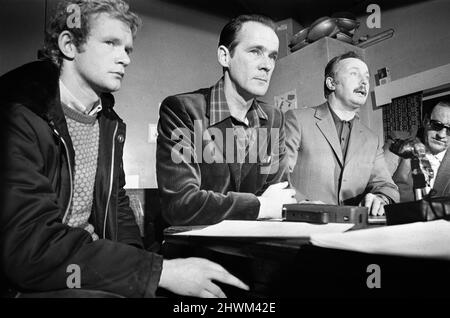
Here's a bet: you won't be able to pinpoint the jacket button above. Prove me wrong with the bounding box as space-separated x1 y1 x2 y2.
117 134 125 143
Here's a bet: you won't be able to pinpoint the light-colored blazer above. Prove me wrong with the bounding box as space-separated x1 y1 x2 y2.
285 102 399 205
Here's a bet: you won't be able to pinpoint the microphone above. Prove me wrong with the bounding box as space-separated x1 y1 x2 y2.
389 138 419 159
389 137 434 199
413 142 426 158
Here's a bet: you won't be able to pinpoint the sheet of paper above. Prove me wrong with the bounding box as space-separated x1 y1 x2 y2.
124 174 139 189
310 220 450 260
173 220 354 238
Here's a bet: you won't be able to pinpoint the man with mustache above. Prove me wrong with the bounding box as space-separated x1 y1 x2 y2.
157 15 296 226
285 52 399 216
387 100 450 201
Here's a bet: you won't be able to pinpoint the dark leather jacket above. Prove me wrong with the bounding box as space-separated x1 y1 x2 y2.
0 61 162 297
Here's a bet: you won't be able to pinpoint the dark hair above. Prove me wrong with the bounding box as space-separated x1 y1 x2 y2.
40 0 141 69
323 51 365 98
218 14 276 56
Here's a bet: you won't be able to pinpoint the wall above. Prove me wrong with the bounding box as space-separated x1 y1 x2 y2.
114 0 227 188
0 0 46 74
355 0 450 139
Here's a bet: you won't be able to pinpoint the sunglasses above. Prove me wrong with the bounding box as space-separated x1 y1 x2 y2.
429 119 450 136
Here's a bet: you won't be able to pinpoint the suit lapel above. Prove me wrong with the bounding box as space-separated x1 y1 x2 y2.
315 103 343 166
344 117 365 166
433 149 450 195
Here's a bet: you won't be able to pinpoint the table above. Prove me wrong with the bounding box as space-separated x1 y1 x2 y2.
162 225 450 299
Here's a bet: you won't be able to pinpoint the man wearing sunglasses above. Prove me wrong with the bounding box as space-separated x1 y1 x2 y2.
390 100 450 201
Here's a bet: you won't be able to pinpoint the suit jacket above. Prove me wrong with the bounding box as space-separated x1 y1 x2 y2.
156 87 289 226
389 148 450 202
285 102 399 205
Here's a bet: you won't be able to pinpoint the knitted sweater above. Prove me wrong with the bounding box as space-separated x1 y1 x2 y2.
62 103 100 241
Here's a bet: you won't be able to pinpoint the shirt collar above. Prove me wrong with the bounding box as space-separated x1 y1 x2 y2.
328 103 357 126
209 77 268 127
59 80 102 116
435 148 447 162
425 148 446 168
328 102 359 122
